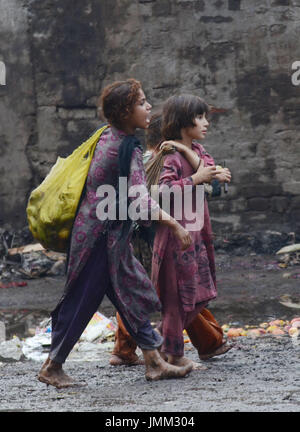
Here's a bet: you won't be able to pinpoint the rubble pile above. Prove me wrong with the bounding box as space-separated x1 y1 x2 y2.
0 227 66 285
214 230 299 256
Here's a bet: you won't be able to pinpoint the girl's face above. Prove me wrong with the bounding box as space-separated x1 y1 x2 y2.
184 113 209 140
126 89 152 132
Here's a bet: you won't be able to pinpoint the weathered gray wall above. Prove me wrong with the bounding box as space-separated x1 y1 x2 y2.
0 0 300 237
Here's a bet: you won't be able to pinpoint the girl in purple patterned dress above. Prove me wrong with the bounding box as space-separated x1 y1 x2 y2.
37 79 194 389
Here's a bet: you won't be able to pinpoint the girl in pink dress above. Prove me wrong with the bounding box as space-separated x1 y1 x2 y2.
152 94 231 368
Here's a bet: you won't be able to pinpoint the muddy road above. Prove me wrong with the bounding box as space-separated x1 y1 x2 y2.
0 253 300 413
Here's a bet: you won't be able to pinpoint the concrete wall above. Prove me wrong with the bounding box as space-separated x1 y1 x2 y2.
0 0 300 237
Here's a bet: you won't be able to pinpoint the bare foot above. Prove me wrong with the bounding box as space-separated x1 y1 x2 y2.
199 342 234 360
158 348 168 362
142 349 193 381
38 357 79 389
168 354 207 370
109 354 145 366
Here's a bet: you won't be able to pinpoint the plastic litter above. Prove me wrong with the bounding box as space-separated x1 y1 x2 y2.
0 336 24 362
276 243 300 255
22 333 51 362
80 311 116 342
21 312 117 362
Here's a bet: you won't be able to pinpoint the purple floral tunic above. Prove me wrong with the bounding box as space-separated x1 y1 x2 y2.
65 126 161 333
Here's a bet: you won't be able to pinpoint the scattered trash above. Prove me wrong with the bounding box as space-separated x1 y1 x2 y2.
69 341 115 362
276 243 300 255
19 251 59 278
291 317 300 327
266 325 285 336
279 295 300 309
0 240 66 282
80 312 116 342
34 318 52 336
8 243 45 255
20 312 117 362
276 243 300 268
0 336 24 362
183 329 190 343
1 313 300 362
22 332 51 362
246 328 266 337
226 328 247 338
47 259 66 276
222 317 300 340
21 317 52 361
0 281 27 289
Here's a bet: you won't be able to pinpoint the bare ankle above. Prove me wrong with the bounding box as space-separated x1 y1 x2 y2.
46 359 62 371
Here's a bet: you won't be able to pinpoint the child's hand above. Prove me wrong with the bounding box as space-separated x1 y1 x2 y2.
160 140 186 153
214 167 231 183
191 159 221 185
172 223 192 250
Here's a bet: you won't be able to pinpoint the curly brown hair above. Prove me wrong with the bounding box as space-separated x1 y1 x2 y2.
99 78 142 130
162 94 209 140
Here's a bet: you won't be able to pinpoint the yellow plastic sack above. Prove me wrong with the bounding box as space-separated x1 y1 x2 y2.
26 125 108 252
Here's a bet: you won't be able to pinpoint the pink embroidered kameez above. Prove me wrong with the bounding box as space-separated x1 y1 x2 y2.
151 142 218 356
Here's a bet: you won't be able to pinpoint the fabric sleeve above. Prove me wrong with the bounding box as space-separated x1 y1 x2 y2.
193 142 215 166
159 153 194 189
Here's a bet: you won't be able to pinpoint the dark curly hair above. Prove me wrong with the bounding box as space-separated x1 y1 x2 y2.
162 94 209 140
99 78 142 130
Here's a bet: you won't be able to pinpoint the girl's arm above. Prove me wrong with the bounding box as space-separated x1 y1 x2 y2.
161 140 230 184
158 152 194 189
160 141 200 171
128 147 192 249
160 147 220 187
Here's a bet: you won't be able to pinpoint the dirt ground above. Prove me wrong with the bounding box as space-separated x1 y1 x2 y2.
0 253 299 413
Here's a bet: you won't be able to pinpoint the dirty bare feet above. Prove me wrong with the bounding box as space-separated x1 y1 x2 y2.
167 354 207 370
157 347 168 362
109 354 145 366
199 342 234 360
38 357 77 389
142 349 193 381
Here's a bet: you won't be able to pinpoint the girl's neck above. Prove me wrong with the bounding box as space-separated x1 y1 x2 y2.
176 137 193 149
177 129 194 148
111 123 135 136
122 126 135 135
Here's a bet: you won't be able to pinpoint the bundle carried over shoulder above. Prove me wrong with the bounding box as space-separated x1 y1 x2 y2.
144 143 176 191
26 125 108 252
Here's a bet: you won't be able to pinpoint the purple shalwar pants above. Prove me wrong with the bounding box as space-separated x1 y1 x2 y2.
49 235 163 364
